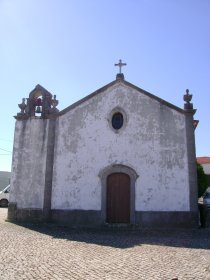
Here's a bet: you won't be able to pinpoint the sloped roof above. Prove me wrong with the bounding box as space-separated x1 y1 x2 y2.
197 157 210 164
59 78 186 116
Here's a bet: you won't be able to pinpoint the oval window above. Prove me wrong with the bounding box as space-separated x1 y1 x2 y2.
112 112 123 130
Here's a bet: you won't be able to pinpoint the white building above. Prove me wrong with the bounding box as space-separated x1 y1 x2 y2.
8 71 198 228
197 157 210 187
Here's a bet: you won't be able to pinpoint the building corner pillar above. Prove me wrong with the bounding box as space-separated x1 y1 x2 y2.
43 119 56 221
185 110 198 214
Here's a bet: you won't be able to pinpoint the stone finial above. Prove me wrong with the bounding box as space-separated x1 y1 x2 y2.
116 73 125 80
17 98 27 116
183 89 193 110
193 119 199 129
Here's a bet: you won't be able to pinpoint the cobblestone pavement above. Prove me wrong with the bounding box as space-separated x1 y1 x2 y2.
0 208 210 280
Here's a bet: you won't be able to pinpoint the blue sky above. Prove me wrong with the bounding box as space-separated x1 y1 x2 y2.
0 0 209 171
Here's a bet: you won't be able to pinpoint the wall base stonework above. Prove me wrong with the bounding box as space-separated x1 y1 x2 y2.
135 211 198 228
51 210 102 226
8 203 47 222
7 203 17 221
8 205 199 228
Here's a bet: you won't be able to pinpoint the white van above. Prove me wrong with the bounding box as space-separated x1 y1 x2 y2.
0 184 10 207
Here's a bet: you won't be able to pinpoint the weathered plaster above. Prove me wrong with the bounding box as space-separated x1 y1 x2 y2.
52 82 189 212
10 119 52 209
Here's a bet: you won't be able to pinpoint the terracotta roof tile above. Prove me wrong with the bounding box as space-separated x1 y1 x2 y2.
197 157 210 164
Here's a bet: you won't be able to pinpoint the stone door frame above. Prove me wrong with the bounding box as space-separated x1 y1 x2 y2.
99 164 138 224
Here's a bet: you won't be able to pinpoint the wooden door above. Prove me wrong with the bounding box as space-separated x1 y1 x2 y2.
106 173 130 223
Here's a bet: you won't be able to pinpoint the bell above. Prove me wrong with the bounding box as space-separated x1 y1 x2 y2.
35 106 42 113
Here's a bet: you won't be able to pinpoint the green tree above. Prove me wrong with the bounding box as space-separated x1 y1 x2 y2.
197 163 208 197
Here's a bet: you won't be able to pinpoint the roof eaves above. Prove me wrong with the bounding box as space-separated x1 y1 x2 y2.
123 80 185 114
59 79 118 115
197 157 210 164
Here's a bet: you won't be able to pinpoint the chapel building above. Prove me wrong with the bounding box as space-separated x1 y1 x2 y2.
8 66 198 228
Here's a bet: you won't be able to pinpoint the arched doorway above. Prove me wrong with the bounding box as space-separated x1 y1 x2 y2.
99 164 138 225
106 173 130 223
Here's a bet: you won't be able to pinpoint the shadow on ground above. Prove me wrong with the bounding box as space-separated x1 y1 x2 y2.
8 220 210 250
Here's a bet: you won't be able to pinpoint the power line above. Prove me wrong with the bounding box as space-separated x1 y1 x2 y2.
0 148 12 153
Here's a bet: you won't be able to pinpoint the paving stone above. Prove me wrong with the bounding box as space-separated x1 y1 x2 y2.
0 208 210 280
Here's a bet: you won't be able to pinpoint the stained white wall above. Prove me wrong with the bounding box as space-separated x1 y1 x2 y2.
52 82 189 211
10 119 50 208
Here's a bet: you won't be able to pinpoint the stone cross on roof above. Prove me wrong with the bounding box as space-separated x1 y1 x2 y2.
114 59 127 74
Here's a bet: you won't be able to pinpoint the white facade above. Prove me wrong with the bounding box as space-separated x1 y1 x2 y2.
52 82 189 212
